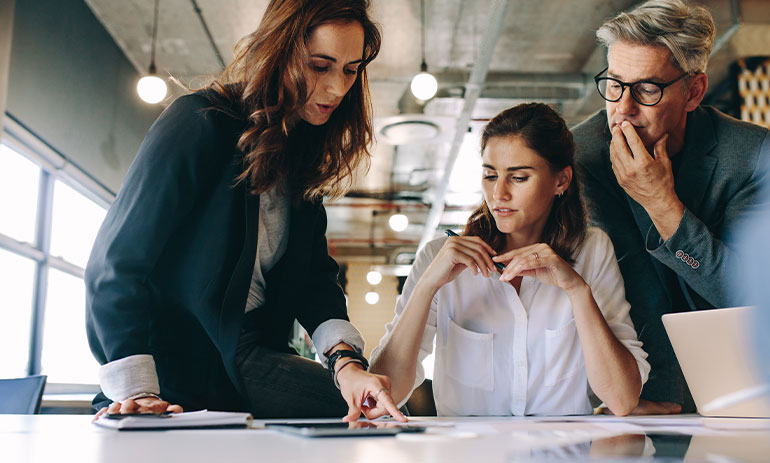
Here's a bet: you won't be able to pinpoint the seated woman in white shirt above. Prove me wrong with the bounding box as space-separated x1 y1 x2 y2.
370 103 649 417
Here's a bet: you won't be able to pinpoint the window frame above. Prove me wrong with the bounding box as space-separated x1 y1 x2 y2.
1 115 114 392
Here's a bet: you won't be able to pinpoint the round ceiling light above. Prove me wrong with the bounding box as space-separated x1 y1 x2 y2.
380 120 440 145
411 71 438 101
365 291 380 305
389 213 409 232
367 270 383 285
137 75 167 104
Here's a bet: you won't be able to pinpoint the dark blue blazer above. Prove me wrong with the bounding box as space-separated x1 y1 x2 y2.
85 92 349 411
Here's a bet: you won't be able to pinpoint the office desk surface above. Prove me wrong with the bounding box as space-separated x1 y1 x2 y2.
2 414 769 463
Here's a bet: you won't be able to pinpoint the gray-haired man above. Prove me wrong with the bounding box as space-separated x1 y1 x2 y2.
573 0 770 414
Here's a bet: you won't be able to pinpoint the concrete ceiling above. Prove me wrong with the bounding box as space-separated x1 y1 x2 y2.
84 0 770 263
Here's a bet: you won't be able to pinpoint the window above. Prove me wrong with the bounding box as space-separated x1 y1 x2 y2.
0 132 110 388
41 268 100 384
0 248 35 378
0 144 39 244
50 180 107 269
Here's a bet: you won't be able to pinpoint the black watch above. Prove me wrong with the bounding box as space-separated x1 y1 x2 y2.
327 349 369 375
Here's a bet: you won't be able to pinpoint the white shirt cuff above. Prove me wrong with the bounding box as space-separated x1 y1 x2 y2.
99 354 160 402
311 319 365 368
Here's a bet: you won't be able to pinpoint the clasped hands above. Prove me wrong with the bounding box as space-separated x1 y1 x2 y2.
425 235 586 295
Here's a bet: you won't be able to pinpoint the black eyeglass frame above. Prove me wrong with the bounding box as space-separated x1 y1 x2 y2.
593 66 692 106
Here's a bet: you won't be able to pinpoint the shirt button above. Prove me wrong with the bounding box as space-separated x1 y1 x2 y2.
515 360 526 368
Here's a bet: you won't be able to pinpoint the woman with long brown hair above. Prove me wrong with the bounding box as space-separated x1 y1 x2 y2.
86 0 405 422
371 103 649 416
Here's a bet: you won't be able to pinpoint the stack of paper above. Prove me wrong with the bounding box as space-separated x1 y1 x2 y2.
94 410 253 430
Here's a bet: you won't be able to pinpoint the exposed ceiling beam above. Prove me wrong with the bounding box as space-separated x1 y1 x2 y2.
418 0 512 250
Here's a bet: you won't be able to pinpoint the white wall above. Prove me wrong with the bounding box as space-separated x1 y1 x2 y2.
5 0 161 194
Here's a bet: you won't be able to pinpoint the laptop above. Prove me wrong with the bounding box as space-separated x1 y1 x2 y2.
662 306 770 418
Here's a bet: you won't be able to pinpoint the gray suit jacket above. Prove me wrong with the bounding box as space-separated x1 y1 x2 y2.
573 106 770 407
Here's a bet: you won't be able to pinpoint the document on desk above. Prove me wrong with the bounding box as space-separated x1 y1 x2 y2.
94 410 253 430
528 415 736 436
531 415 705 427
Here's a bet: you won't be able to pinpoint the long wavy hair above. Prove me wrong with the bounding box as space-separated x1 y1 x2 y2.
464 103 587 263
209 0 381 202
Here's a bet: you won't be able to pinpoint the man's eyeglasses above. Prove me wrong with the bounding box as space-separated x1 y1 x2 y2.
593 67 691 106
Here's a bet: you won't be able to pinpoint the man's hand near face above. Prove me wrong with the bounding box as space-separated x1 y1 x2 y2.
610 120 685 241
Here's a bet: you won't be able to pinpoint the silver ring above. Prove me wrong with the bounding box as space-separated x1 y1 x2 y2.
374 387 387 399
533 252 539 261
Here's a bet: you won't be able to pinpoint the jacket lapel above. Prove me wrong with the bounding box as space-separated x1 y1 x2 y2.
673 107 718 216
217 187 259 378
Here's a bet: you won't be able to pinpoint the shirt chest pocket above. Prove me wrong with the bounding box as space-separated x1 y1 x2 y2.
445 319 495 391
544 319 584 387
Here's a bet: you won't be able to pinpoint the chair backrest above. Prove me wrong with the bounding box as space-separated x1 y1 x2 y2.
405 379 436 416
0 375 47 414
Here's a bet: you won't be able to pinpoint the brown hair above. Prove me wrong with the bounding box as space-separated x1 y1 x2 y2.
464 103 587 263
209 0 381 202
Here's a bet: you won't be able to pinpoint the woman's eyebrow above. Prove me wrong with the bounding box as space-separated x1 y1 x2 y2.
482 163 534 171
311 53 363 65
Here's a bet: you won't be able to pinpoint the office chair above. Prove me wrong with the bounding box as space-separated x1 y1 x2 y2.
404 379 437 416
0 375 47 414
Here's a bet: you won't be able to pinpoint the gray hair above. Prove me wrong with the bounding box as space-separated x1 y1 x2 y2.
597 0 716 74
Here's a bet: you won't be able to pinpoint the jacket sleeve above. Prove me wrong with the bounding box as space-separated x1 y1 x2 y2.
295 204 364 357
645 131 770 308
85 94 230 365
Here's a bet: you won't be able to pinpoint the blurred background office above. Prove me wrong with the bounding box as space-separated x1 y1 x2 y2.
1 0 769 413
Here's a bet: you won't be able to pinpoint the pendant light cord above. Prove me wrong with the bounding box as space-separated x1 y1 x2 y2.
420 0 427 71
149 0 159 73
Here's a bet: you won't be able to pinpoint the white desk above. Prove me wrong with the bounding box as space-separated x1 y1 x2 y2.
2 414 769 463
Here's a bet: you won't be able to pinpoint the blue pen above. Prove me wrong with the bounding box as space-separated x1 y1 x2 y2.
444 229 506 272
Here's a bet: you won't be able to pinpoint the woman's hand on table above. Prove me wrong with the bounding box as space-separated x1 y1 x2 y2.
600 398 682 415
336 363 408 423
92 396 183 422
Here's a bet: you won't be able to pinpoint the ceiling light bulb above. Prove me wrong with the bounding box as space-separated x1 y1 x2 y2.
367 270 383 285
389 213 409 232
410 72 438 101
137 75 167 104
365 291 380 305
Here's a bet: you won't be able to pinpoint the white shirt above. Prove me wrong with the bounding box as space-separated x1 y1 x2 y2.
371 227 650 416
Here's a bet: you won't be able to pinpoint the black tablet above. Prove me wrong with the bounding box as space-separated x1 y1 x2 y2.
265 421 427 437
